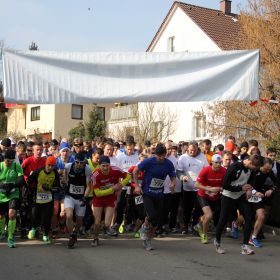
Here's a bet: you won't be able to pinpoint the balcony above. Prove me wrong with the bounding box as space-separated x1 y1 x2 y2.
110 104 137 121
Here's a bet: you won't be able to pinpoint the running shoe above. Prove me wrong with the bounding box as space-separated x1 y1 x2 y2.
144 238 154 251
106 228 118 237
241 244 255 255
201 233 209 244
91 238 99 247
193 224 203 237
214 239 225 254
7 238 16 248
181 226 188 235
43 235 52 245
249 237 262 248
67 233 77 249
28 228 36 240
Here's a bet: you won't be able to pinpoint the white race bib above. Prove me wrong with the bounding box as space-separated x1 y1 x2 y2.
36 192 52 203
248 194 262 203
150 178 164 189
69 184 85 195
135 195 143 205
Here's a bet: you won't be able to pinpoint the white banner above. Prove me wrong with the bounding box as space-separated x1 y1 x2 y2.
2 49 259 104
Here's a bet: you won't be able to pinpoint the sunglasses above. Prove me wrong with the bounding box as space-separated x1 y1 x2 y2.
74 144 83 147
27 149 33 152
5 159 14 163
213 161 222 164
75 160 85 164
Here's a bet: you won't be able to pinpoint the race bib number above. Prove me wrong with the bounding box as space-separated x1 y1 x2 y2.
135 195 143 205
69 184 85 195
150 178 164 189
248 194 262 203
36 192 52 203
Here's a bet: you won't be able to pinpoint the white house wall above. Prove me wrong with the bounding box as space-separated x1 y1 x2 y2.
147 7 222 142
25 104 55 136
150 7 220 53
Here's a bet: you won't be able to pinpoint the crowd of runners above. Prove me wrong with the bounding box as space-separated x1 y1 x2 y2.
0 135 279 255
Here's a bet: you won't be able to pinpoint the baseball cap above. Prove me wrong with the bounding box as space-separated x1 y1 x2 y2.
212 154 223 162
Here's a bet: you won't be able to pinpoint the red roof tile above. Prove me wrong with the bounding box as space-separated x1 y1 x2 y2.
147 1 240 51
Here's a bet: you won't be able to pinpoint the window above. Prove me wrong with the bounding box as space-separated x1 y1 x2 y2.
194 114 206 139
96 106 105 121
31 106 40 121
72 104 83 120
168 36 175 52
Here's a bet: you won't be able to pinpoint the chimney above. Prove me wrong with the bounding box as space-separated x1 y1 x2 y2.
220 0 232 15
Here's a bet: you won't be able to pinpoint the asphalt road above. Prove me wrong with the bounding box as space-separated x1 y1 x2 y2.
0 233 279 280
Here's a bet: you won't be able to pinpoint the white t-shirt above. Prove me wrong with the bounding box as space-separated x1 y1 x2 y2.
164 155 181 194
117 152 139 172
177 152 209 191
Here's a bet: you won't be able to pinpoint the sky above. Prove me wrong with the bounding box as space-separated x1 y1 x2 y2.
0 0 247 52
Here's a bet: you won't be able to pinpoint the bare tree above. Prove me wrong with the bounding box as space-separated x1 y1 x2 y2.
109 103 177 143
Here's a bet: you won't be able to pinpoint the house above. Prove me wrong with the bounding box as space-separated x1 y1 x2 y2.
7 103 114 140
107 0 240 143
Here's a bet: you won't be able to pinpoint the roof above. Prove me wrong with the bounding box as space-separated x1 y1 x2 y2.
147 1 240 51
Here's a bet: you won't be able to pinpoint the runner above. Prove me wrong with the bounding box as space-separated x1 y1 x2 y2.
177 141 208 234
214 154 262 255
115 140 138 231
27 156 60 244
195 154 226 244
84 148 103 236
91 155 127 246
64 152 91 248
51 144 74 238
133 143 176 250
0 150 24 248
248 157 279 248
21 141 46 238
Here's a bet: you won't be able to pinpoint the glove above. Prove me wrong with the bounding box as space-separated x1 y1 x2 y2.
80 197 86 207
